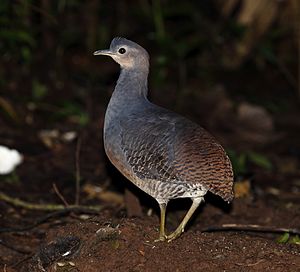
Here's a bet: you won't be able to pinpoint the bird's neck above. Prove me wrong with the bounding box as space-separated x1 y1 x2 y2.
114 68 149 100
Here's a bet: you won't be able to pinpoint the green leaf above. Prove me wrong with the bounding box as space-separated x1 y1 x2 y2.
0 30 35 47
237 153 247 174
70 112 89 126
226 149 247 175
277 233 289 244
56 101 89 126
32 80 48 101
21 46 32 63
247 152 272 170
290 235 300 245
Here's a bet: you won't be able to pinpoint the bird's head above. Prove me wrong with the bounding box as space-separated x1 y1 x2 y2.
94 37 149 71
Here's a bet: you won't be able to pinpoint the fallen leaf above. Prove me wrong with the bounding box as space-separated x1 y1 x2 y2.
82 183 124 206
234 179 252 198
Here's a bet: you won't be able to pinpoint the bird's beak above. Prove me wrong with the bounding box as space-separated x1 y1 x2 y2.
93 49 114 56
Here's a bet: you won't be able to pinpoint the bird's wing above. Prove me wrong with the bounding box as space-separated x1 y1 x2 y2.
119 108 234 202
172 121 234 202
119 110 181 183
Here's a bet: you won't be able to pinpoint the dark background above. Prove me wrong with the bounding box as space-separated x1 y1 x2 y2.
0 1 300 271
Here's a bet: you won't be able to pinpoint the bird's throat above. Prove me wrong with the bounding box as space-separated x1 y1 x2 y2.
115 68 149 100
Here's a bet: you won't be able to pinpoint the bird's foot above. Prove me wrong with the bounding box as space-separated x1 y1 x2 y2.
166 227 184 242
154 234 167 242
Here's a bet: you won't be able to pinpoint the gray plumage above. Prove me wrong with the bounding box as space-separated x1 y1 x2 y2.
94 37 234 241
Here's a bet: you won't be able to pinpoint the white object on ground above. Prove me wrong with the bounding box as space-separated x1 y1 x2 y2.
0 145 23 175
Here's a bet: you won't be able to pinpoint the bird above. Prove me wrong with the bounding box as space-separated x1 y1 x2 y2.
94 37 234 242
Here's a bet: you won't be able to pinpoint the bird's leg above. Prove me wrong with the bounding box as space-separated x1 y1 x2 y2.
155 202 167 242
167 197 203 242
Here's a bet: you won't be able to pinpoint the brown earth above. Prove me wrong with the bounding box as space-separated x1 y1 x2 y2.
1 196 300 272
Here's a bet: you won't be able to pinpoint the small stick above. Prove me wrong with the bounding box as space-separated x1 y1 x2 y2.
201 223 300 235
236 259 264 267
52 183 69 207
0 192 101 212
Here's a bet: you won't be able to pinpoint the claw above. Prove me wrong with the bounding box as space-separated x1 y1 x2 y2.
154 234 167 242
166 227 184 242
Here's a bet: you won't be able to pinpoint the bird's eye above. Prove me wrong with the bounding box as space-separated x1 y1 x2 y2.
118 48 126 54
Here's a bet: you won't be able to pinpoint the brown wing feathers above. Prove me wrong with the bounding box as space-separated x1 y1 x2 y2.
120 113 234 202
173 126 234 202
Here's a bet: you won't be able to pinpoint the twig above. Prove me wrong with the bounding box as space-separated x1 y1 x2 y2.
52 183 69 207
201 224 300 235
75 135 82 205
236 259 264 267
0 192 101 212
